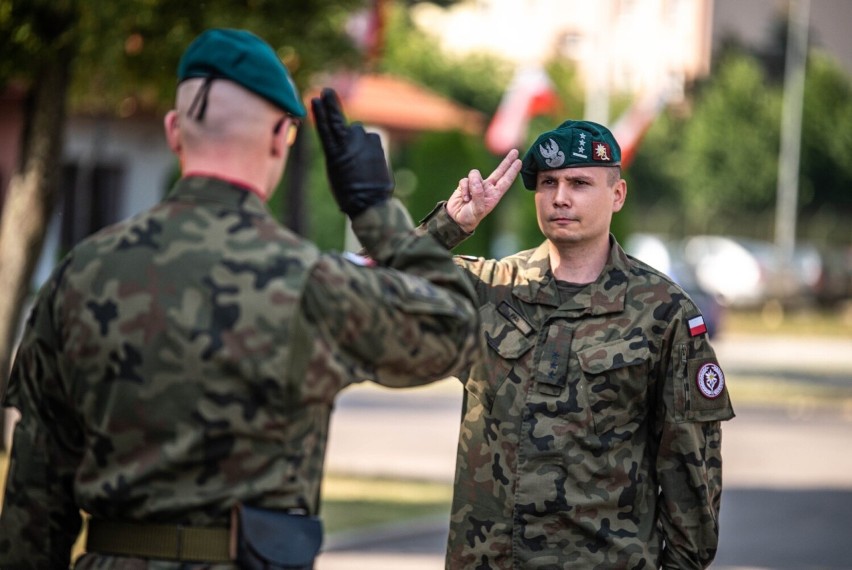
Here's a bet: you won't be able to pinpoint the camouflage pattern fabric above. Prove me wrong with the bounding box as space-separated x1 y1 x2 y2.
419 203 735 570
0 177 480 569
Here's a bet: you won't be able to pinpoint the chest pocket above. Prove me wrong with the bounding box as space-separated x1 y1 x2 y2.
466 301 536 412
577 337 651 435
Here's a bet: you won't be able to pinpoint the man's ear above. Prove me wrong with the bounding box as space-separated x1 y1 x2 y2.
270 119 286 158
612 178 627 213
164 110 181 154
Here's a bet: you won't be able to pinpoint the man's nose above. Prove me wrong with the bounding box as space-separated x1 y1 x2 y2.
553 184 572 206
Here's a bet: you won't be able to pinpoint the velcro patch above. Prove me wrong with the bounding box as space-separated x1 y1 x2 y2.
497 301 534 337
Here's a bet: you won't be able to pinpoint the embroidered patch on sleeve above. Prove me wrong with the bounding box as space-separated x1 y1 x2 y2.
696 362 725 399
681 356 735 420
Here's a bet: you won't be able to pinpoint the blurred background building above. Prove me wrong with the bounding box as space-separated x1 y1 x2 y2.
1 0 850 301
411 0 851 117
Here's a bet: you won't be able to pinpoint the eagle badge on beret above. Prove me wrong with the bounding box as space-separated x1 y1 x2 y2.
539 138 566 168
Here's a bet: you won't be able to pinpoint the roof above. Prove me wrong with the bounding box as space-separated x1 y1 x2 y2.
306 73 485 136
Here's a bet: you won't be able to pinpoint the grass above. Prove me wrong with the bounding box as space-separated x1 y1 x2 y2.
320 474 452 534
722 302 852 337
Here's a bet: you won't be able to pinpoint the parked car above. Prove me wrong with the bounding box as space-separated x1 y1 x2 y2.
624 233 724 338
681 235 823 308
812 245 852 306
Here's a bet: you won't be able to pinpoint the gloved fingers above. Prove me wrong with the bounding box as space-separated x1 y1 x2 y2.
310 96 330 144
365 131 383 149
312 88 349 150
310 94 335 151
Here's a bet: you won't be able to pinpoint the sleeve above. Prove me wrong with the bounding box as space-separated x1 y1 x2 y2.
414 201 502 301
0 278 85 569
300 198 481 388
414 201 473 251
656 305 735 569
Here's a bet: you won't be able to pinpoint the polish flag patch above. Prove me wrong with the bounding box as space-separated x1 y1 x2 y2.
342 251 377 267
688 315 707 337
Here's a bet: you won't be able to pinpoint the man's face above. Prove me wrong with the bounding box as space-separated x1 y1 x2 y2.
533 166 625 248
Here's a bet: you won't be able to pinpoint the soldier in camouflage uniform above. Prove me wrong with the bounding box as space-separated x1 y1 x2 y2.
0 29 479 569
418 120 735 569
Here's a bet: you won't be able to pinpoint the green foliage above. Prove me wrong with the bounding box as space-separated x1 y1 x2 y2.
380 3 511 114
2 0 369 115
624 110 684 210
799 52 852 213
399 130 500 256
628 47 852 245
303 135 349 251
543 58 584 120
0 0 81 80
678 51 781 227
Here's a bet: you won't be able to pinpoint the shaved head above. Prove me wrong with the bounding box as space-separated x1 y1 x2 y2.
163 76 297 199
175 78 280 153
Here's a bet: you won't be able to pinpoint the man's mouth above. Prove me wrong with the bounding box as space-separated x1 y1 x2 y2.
549 216 578 224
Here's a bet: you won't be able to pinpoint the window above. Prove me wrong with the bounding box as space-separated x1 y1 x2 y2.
60 162 124 252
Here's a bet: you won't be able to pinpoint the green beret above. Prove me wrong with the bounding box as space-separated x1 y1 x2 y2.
520 120 621 189
178 28 306 117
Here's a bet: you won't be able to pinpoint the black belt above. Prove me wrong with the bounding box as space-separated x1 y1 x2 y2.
86 518 231 562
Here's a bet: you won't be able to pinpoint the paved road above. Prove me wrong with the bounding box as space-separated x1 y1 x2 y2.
318 333 852 569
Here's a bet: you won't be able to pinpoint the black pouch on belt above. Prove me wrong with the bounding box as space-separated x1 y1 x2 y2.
230 503 323 569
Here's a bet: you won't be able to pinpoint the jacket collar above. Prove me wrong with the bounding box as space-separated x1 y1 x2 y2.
513 235 630 316
166 175 268 217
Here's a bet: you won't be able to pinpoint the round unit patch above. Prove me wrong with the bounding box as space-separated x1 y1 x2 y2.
696 363 725 399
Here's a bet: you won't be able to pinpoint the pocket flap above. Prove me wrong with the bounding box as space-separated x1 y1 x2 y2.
482 301 536 360
578 337 650 375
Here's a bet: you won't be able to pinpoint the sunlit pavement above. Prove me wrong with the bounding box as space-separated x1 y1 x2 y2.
318 332 852 570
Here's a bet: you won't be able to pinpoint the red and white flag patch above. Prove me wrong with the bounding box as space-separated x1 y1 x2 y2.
688 315 707 337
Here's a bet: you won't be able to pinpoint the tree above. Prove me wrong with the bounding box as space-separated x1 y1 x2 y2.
0 1 80 401
629 34 852 245
379 2 511 115
799 52 852 214
678 51 782 230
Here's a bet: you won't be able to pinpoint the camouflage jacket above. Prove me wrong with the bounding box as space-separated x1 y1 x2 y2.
0 177 479 569
419 203 735 570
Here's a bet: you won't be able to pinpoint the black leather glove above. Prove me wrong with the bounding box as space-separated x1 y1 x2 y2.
311 87 393 217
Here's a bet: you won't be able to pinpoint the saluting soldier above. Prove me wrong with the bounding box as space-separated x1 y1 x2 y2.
0 28 480 569
418 120 735 569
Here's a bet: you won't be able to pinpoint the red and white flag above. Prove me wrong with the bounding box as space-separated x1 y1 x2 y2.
610 91 667 168
688 315 708 337
485 66 560 155
346 0 387 67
